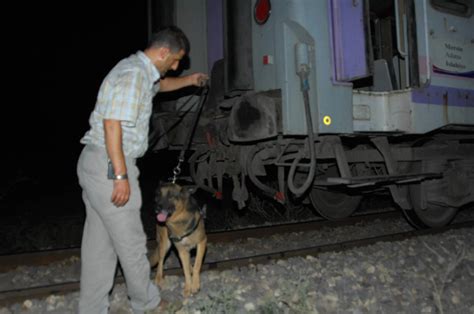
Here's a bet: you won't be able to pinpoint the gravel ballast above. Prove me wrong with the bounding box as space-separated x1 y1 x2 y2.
1 223 473 313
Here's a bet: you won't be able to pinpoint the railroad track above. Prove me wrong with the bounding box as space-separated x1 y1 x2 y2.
1 212 472 307
0 210 398 272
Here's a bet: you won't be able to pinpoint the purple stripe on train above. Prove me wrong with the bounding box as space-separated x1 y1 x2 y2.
433 65 474 79
412 85 474 107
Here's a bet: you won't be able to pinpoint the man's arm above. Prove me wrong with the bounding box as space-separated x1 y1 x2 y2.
103 119 130 207
159 73 208 92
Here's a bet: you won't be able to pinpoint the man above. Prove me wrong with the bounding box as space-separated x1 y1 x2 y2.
77 26 208 314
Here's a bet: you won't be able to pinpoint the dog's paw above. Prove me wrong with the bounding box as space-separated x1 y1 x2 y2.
191 281 200 294
183 287 192 298
154 277 165 288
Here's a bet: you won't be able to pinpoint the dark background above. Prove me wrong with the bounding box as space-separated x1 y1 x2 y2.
23 1 148 183
1 2 157 233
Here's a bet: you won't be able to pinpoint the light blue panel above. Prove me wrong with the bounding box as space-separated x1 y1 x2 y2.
415 0 474 89
252 0 277 91
252 0 353 135
280 19 317 135
176 0 208 75
412 0 474 133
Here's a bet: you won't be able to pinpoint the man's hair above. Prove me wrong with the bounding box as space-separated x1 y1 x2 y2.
148 26 190 54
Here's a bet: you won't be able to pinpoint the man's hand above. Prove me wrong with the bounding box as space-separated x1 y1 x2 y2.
189 73 209 87
111 179 130 207
160 73 209 92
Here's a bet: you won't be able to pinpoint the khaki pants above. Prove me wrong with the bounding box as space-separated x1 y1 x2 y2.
77 145 160 314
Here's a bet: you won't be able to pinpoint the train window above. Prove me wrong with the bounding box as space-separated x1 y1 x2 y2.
431 0 472 17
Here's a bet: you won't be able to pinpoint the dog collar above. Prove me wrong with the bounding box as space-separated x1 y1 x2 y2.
169 216 201 243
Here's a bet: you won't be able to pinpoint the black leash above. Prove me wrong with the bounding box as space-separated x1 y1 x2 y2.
171 85 209 184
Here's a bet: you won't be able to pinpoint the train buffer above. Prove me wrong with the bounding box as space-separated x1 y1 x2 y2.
324 172 442 188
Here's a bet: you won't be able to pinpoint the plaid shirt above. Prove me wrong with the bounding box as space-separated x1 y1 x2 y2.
81 51 160 158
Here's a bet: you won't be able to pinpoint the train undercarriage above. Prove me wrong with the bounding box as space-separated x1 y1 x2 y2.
152 95 474 229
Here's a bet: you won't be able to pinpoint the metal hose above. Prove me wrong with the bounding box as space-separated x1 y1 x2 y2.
246 144 282 202
287 66 317 196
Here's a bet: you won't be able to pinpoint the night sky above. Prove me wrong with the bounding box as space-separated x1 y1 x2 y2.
3 2 150 211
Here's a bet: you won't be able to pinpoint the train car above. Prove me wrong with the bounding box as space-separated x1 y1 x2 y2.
148 0 474 228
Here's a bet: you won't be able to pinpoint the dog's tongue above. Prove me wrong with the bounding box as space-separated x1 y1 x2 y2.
157 212 168 222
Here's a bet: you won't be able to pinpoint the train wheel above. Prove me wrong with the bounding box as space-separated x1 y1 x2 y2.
408 187 458 228
408 159 460 228
309 166 362 220
406 138 467 228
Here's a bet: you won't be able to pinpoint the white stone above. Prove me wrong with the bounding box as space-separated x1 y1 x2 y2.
451 295 460 304
22 300 33 310
244 302 256 311
234 295 244 301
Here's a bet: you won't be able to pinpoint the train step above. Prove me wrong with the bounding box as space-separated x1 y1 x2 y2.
323 172 442 188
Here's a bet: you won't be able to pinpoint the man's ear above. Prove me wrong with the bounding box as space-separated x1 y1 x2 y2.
158 47 170 60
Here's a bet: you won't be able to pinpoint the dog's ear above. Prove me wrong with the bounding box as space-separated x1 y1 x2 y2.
200 204 207 218
184 185 198 195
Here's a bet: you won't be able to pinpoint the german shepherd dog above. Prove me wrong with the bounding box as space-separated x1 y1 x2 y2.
150 182 207 297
